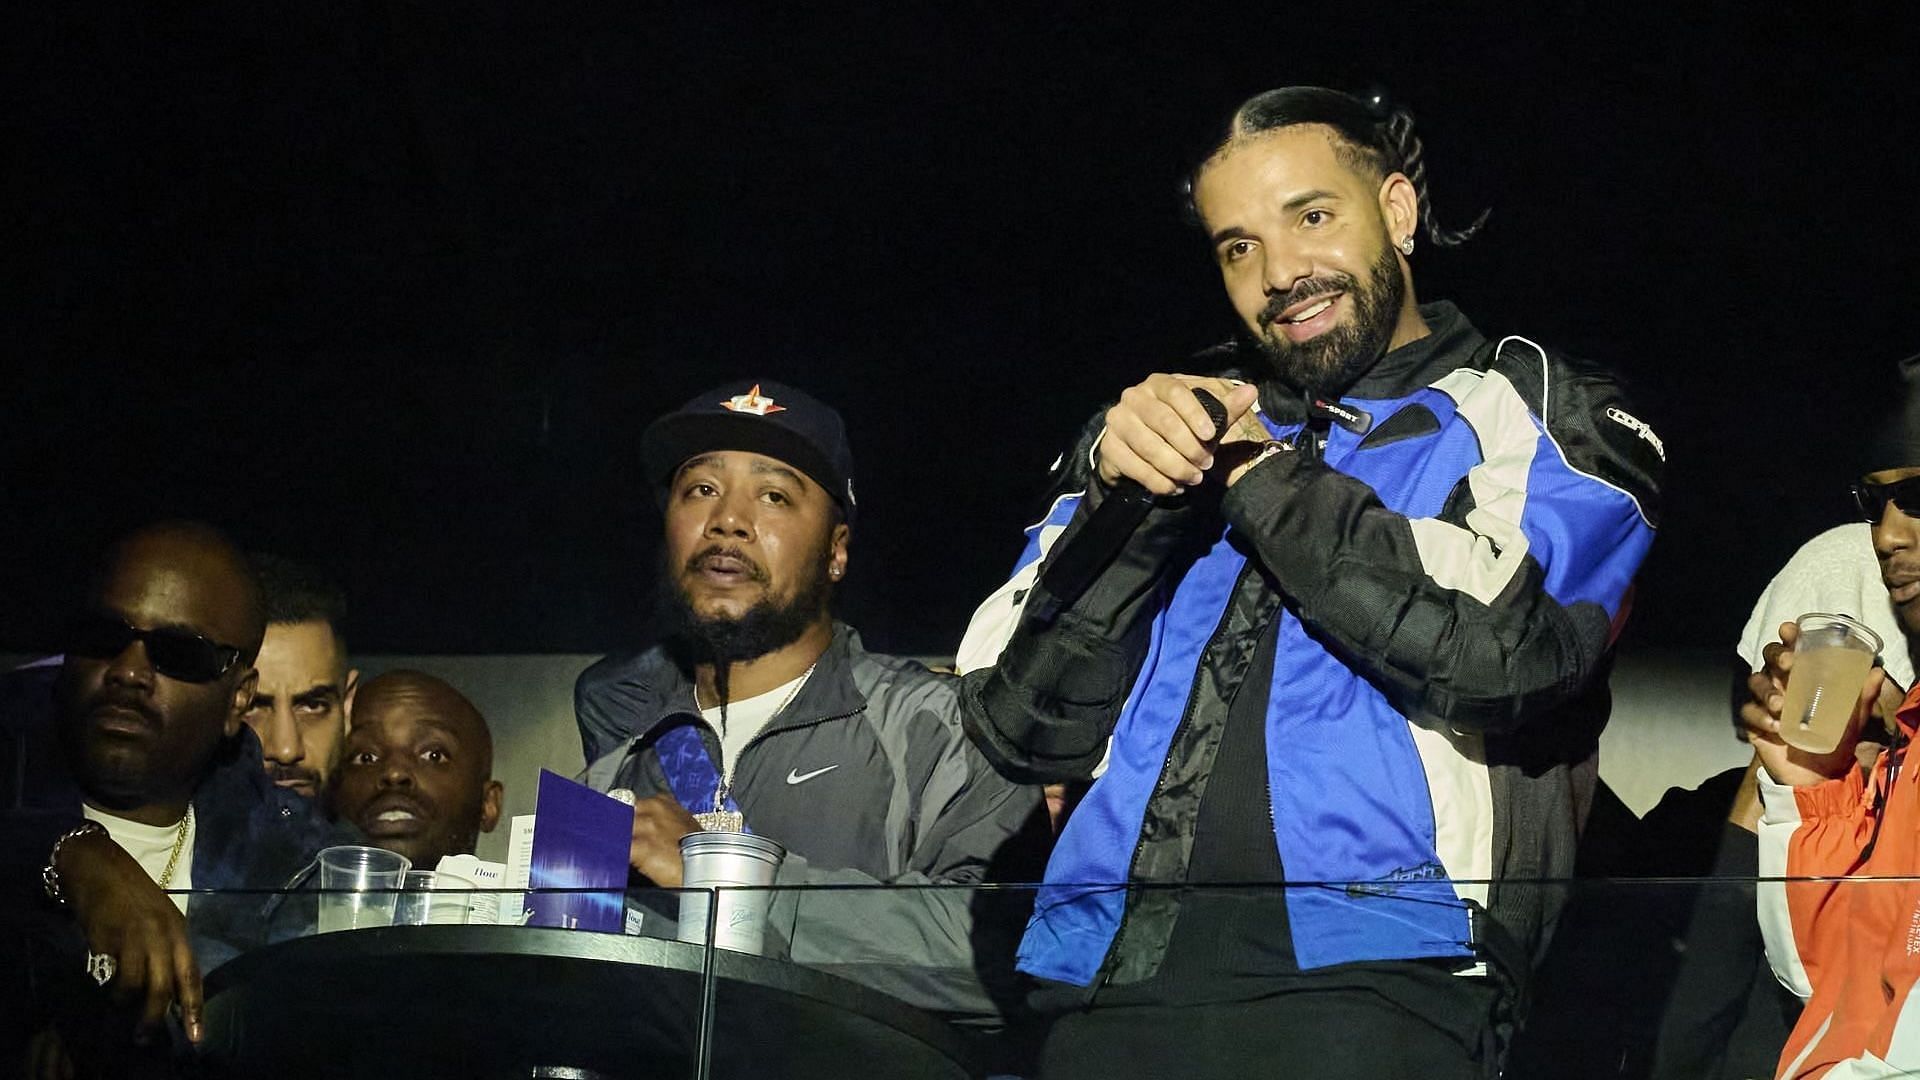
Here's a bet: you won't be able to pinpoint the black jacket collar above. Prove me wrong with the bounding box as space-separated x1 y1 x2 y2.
1249 300 1488 423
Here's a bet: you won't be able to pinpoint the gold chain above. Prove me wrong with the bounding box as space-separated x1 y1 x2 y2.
155 804 193 889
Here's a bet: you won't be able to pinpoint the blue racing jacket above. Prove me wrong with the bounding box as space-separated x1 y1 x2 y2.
957 302 1663 988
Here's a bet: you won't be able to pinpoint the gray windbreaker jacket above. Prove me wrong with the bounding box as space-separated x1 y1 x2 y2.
577 623 1044 1020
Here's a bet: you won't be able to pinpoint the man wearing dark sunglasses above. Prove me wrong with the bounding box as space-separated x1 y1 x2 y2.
1742 466 1920 1077
1856 473 1920 537
2 522 342 1071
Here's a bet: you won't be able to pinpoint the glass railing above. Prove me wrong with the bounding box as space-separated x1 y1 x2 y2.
4 875 1874 1078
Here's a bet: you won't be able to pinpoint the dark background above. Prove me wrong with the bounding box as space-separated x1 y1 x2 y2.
2 3 1913 657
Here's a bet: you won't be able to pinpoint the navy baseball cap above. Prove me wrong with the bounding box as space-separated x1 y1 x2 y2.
641 379 858 521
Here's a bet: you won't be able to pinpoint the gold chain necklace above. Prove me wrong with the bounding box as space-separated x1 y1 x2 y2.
155 804 193 889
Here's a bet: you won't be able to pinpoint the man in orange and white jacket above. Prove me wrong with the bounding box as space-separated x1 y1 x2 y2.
1746 467 1920 1078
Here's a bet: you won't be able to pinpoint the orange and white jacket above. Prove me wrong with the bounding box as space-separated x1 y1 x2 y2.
1759 687 1920 1079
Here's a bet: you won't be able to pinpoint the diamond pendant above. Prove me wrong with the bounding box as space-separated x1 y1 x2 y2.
696 777 743 832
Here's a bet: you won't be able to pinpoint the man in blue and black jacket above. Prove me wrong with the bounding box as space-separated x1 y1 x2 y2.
957 87 1663 1078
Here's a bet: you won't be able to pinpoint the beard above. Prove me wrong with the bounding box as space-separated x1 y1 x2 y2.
54 665 227 812
657 543 832 673
1252 238 1407 399
265 761 324 793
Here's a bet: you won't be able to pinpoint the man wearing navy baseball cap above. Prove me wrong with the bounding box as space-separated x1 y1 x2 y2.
639 380 858 525
575 378 1042 1024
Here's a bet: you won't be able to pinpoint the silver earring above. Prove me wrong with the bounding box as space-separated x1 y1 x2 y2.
1398 236 1415 256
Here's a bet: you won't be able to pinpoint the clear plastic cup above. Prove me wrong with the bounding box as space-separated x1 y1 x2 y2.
1779 612 1884 753
676 832 786 955
316 845 411 933
394 869 475 926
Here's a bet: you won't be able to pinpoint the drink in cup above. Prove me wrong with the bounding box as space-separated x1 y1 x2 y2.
394 870 475 926
317 845 411 933
1779 612 1883 754
676 832 786 955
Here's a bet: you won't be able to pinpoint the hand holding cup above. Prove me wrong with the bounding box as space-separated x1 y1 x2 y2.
1742 619 1885 787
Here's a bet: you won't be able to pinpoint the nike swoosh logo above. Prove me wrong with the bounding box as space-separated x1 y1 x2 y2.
786 765 839 785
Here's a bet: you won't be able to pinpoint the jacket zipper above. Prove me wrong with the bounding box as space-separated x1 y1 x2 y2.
1093 559 1260 985
694 706 866 803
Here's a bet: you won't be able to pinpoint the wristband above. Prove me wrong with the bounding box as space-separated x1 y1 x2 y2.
42 821 108 906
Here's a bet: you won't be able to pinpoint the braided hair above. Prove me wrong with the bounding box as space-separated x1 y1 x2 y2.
1185 85 1488 248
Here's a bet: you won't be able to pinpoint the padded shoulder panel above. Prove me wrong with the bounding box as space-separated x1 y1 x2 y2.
1487 337 1665 528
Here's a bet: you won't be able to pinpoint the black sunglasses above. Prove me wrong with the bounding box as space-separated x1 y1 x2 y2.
1855 476 1920 523
66 615 244 684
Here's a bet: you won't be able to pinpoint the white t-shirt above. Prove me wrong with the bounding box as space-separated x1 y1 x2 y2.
701 668 813 780
1737 522 1914 691
82 804 195 915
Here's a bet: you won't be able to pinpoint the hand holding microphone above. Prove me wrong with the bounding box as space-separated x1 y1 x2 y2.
1096 375 1262 495
1030 376 1258 626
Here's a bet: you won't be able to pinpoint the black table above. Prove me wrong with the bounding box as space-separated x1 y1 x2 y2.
202 925 978 1079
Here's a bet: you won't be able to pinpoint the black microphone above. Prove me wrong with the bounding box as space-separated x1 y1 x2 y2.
1028 387 1231 627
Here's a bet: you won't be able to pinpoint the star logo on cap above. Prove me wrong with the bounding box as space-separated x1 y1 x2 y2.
720 384 786 417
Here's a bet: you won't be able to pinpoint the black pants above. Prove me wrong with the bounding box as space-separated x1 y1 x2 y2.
1036 977 1502 1080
